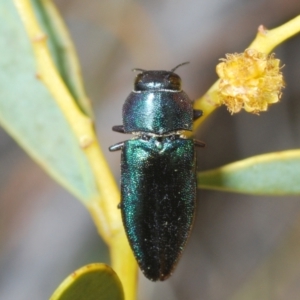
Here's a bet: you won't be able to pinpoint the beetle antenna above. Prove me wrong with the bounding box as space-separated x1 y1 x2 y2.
132 68 146 72
170 62 190 73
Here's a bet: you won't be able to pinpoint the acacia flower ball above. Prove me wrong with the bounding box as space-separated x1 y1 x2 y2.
216 48 285 114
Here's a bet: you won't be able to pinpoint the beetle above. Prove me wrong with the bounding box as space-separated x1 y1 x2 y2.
109 63 205 281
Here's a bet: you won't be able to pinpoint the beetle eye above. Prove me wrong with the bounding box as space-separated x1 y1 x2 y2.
169 77 176 84
136 74 143 81
165 75 181 90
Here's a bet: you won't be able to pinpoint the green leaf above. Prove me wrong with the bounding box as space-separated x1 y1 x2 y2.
198 149 300 195
0 1 98 202
31 0 93 117
5 2 137 298
50 264 124 300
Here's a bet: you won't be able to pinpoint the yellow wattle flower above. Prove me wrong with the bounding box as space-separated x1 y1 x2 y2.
216 48 285 114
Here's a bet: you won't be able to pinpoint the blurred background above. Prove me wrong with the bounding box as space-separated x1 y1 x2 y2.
1 0 300 299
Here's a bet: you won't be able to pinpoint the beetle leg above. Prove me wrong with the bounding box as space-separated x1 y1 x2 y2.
112 125 125 133
194 139 205 148
117 202 121 209
109 141 125 152
193 109 203 121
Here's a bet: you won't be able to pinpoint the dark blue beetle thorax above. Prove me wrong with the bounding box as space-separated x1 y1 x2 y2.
123 90 193 134
122 70 193 134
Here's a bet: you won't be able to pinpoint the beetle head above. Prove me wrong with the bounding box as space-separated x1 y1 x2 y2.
133 71 181 91
132 62 189 92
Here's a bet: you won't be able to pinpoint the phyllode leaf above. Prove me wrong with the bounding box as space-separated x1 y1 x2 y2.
4 1 137 299
30 0 93 117
0 1 98 202
198 149 300 195
50 264 124 300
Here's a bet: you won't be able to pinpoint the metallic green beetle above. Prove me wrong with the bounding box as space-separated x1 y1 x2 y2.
109 63 205 281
